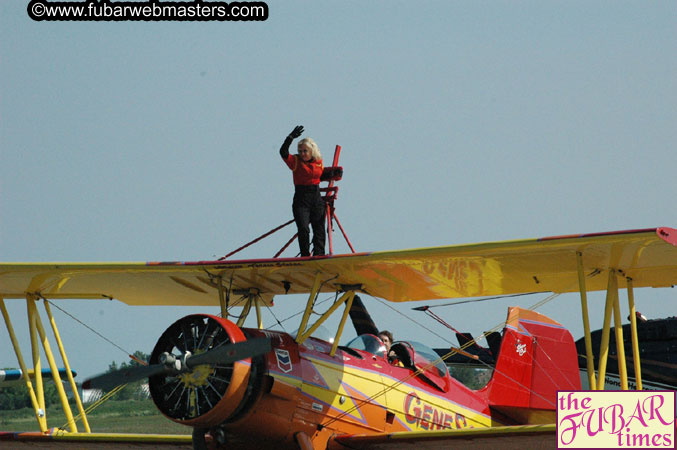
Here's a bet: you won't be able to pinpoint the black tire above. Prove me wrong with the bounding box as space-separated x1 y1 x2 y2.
192 427 208 450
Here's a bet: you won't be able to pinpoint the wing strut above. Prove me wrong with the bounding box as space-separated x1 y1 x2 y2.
296 273 323 340
296 290 357 349
576 252 596 389
330 292 356 357
626 278 643 390
1 297 47 432
597 270 618 389
577 263 644 391
611 272 629 390
26 296 79 432
216 275 228 318
295 274 361 350
42 299 91 432
1 295 90 433
235 288 263 329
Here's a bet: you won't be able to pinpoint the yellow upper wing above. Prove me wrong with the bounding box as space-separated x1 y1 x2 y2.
1 228 675 306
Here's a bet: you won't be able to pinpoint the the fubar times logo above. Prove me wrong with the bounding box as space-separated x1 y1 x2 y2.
557 391 676 448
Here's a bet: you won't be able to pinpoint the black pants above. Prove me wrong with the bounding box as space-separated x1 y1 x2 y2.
293 186 326 257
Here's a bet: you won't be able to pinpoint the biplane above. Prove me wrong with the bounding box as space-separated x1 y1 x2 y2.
0 368 76 388
575 314 677 391
1 226 676 449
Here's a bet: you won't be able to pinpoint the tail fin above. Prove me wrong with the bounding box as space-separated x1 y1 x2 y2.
487 307 580 424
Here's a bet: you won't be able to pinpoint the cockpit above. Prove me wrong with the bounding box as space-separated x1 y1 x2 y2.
344 334 451 391
389 341 448 377
345 334 449 386
345 334 387 358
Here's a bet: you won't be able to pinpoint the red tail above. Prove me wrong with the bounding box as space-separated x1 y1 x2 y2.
486 307 580 424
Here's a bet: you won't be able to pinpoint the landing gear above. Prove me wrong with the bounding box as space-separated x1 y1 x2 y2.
192 426 228 450
192 427 208 450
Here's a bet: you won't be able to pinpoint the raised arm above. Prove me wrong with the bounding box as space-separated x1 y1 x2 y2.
279 125 304 159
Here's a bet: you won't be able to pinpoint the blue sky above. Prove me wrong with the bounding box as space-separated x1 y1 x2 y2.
1 1 675 381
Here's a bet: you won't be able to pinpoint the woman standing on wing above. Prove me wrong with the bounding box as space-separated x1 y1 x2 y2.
279 125 326 257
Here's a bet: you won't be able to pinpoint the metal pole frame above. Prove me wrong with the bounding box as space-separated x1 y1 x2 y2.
274 233 299 258
326 199 335 256
219 220 295 261
324 145 342 256
221 144 355 259
332 213 356 254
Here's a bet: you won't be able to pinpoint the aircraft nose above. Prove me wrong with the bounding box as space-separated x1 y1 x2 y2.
147 314 255 428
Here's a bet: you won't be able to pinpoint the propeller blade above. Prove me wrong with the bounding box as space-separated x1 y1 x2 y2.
348 295 379 336
188 337 271 367
82 364 165 391
83 338 271 392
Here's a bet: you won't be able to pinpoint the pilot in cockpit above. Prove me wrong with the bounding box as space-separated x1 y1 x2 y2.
378 330 393 353
378 330 402 365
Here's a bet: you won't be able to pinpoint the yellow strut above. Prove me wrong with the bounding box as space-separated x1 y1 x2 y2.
27 297 78 432
296 273 322 343
216 276 227 319
297 291 355 344
27 297 46 419
596 270 617 390
576 252 597 389
611 279 628 389
43 299 91 432
626 278 643 390
255 296 263 330
330 292 356 357
236 296 253 328
614 282 628 391
1 297 47 432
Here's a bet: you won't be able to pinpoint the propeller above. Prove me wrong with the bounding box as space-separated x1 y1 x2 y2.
348 295 379 336
83 337 271 392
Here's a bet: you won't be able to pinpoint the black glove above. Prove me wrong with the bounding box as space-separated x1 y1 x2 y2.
288 125 304 140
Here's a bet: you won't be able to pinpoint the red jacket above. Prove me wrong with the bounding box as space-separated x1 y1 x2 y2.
282 154 324 186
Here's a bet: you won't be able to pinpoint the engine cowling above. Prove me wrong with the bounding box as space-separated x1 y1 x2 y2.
148 314 254 428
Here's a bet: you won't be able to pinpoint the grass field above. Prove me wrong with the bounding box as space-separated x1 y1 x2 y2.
0 399 189 434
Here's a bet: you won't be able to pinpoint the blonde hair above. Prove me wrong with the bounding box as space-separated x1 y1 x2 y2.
298 138 321 160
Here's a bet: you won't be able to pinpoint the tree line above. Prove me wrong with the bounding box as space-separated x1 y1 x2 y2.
0 351 149 410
